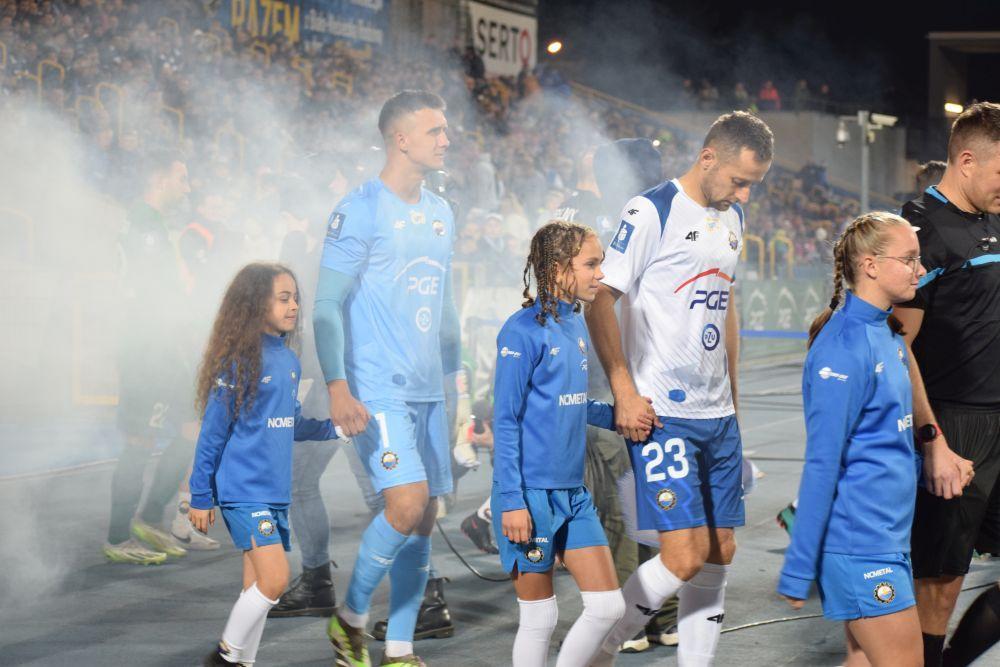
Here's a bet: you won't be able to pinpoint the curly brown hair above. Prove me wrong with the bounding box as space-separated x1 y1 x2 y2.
195 262 300 420
521 220 596 326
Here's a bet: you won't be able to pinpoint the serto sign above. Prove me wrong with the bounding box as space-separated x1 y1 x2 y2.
469 1 537 77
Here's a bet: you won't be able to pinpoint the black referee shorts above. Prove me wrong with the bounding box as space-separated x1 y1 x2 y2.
911 404 1000 578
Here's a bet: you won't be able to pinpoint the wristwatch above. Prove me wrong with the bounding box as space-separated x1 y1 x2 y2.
917 423 940 444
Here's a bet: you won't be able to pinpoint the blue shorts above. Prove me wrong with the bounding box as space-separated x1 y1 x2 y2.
220 504 291 552
353 399 453 497
817 552 916 620
627 415 744 531
491 485 608 574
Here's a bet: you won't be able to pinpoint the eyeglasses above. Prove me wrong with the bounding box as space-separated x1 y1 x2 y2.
876 255 922 273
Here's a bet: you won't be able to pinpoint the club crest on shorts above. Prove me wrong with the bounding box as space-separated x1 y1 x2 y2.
873 581 895 604
380 451 399 470
526 546 544 563
656 488 677 511
257 518 275 537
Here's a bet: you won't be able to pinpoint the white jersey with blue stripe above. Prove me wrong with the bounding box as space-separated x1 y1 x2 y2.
600 178 743 419
320 178 454 402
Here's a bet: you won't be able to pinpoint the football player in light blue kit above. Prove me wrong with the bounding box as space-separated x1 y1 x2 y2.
778 212 927 667
188 263 340 666
314 90 461 667
493 221 656 666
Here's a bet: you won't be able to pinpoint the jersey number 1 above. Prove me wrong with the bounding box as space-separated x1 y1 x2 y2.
642 438 689 481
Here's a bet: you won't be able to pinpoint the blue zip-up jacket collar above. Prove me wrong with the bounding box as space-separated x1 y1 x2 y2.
778 291 917 600
189 333 337 510
492 300 615 513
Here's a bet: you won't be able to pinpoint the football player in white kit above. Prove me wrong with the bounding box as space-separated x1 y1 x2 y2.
587 112 773 666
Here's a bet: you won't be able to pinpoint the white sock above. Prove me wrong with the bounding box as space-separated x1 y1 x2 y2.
513 596 559 667
677 563 728 667
339 605 368 630
384 640 413 658
555 589 625 667
477 496 492 521
220 584 277 661
600 556 685 654
239 588 271 665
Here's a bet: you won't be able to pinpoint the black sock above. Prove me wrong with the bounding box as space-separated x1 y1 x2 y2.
924 632 946 667
943 585 1000 667
107 443 153 544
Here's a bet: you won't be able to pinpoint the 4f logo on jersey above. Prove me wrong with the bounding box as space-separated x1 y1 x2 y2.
610 221 635 253
685 230 699 242
690 289 729 311
326 212 346 240
407 276 440 295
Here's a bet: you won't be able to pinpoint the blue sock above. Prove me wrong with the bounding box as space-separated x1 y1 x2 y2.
385 534 432 644
344 512 408 617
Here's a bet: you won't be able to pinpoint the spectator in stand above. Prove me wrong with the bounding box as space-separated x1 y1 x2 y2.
792 79 810 112
732 81 751 110
758 80 782 111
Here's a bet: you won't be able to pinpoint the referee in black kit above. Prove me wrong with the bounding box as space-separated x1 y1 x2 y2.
894 102 1000 667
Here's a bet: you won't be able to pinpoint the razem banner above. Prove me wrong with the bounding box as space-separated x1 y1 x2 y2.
217 0 388 53
468 1 537 77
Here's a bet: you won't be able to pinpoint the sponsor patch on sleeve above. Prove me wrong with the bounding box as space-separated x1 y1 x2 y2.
610 220 635 253
326 212 346 240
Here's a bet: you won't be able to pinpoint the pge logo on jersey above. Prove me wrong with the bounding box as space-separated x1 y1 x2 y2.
611 221 635 253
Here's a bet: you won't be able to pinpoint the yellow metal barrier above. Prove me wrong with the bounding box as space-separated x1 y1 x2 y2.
161 105 185 143
74 94 106 121
0 39 7 70
0 207 34 263
157 16 180 40
17 71 42 100
37 58 65 98
215 124 247 172
290 56 313 87
250 40 272 67
769 233 795 279
741 233 765 278
96 82 125 138
331 71 353 95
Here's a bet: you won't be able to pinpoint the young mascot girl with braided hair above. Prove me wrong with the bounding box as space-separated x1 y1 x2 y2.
492 221 656 666
188 263 340 666
778 212 929 667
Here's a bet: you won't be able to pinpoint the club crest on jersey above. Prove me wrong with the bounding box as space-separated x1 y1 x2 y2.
873 582 895 604
327 212 346 239
410 211 426 225
433 220 446 236
728 231 738 251
702 324 720 351
415 307 432 333
380 451 399 470
578 337 587 355
898 347 905 365
257 518 275 537
656 489 677 511
610 221 635 253
526 546 544 563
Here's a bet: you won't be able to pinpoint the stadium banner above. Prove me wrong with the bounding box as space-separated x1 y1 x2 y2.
740 277 825 359
218 0 388 52
468 1 536 77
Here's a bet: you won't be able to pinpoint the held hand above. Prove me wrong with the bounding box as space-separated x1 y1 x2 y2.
328 380 371 437
189 507 214 534
501 508 533 545
614 390 659 442
923 438 972 499
780 594 805 610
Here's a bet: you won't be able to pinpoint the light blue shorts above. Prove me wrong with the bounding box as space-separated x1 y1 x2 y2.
817 552 916 620
220 504 291 552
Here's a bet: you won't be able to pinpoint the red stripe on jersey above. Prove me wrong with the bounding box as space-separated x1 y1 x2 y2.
674 268 735 293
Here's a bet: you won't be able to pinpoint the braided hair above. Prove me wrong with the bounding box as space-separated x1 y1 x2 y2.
807 211 909 348
522 220 596 326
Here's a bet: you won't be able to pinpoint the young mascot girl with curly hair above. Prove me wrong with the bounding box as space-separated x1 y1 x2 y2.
189 262 340 666
492 221 655 666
